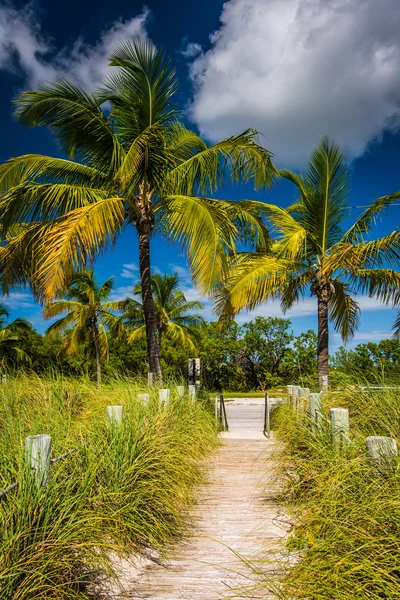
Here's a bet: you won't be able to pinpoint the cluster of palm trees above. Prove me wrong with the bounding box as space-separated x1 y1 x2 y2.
0 37 399 388
44 270 204 383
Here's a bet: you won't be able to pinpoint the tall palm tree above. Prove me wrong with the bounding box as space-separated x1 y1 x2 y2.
0 38 275 382
118 272 205 352
0 305 31 367
43 271 120 384
216 137 400 389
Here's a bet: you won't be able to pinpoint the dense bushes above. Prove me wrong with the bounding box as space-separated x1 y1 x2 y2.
0 375 217 599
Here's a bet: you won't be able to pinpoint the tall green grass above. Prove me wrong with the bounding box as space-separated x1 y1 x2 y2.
262 382 400 599
0 375 218 598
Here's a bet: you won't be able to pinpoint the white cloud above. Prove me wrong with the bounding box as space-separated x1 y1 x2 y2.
181 42 202 59
189 0 400 165
0 4 149 88
1 292 35 310
121 263 139 279
168 263 192 282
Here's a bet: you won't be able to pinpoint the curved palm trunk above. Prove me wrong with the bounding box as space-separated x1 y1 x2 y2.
92 323 101 386
138 229 162 383
317 294 329 390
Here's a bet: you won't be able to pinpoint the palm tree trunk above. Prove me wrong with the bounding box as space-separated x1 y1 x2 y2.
92 323 101 386
138 228 162 383
317 294 329 390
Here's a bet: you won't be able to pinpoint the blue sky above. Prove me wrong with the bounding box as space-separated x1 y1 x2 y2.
0 0 400 351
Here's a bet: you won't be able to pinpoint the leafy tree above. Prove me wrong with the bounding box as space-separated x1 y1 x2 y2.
0 38 275 382
216 137 400 388
290 330 318 387
0 305 31 368
43 271 120 384
117 272 205 352
199 322 245 391
240 317 294 389
333 338 400 382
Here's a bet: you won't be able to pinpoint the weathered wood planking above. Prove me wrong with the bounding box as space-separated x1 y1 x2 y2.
114 403 288 600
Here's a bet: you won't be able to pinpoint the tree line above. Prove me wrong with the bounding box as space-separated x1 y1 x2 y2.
1 269 399 389
0 38 399 390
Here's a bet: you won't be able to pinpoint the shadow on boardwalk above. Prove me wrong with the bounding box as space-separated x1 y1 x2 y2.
109 400 289 599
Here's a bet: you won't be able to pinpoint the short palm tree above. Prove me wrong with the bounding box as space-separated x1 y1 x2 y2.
0 305 31 367
0 38 275 382
216 137 400 389
43 271 120 384
118 272 205 353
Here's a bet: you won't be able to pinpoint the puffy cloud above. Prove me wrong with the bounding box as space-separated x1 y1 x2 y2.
189 0 400 165
0 3 149 88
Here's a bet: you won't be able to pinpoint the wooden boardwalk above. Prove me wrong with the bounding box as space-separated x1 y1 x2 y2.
113 400 287 599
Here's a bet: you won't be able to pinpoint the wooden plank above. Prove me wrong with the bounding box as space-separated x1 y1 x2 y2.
111 401 288 599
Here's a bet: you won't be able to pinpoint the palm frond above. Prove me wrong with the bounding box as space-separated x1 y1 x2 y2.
329 280 360 341
106 37 179 132
342 192 400 243
350 269 400 303
14 80 124 172
0 155 105 195
166 129 276 196
33 198 126 299
158 195 237 292
213 254 289 317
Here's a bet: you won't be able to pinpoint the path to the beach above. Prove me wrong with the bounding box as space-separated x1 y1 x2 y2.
115 399 288 599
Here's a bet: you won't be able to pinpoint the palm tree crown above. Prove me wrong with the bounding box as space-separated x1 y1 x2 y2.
216 137 400 388
118 272 205 352
43 271 120 384
0 305 31 367
0 37 275 381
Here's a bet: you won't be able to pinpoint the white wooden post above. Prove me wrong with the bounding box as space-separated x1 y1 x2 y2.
25 434 52 488
321 374 328 392
107 405 123 426
148 372 155 386
287 385 293 396
137 393 150 404
176 386 185 398
366 436 398 463
188 385 196 402
215 394 219 425
309 393 322 428
330 408 349 447
159 389 170 406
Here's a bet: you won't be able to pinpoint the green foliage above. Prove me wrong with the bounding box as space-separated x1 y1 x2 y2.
118 272 206 352
332 338 400 382
0 375 217 598
259 383 400 599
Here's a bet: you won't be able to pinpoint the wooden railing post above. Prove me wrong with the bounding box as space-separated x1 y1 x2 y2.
25 434 52 488
330 408 349 448
366 436 398 464
106 405 123 426
176 386 185 398
188 385 196 402
159 389 170 406
309 393 322 429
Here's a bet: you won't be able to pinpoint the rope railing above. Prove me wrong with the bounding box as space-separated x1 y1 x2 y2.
0 448 77 500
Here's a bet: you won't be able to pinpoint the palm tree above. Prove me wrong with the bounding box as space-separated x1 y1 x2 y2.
0 38 275 382
0 305 31 367
43 271 120 384
118 272 205 353
216 137 400 389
